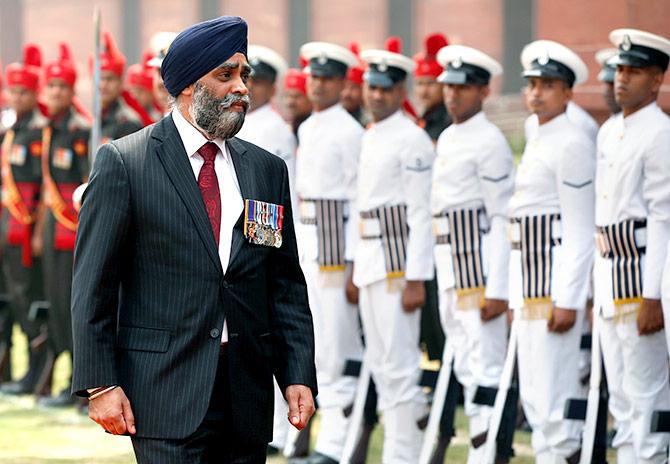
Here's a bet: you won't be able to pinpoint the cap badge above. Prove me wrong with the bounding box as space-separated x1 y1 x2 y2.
317 53 328 65
621 34 632 51
378 60 388 72
452 56 463 69
538 50 550 66
250 57 260 66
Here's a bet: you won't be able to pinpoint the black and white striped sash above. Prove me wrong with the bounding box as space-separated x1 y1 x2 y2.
301 199 347 271
596 219 646 319
433 208 488 309
510 214 561 319
360 204 409 278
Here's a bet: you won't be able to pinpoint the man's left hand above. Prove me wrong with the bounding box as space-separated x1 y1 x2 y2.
402 280 426 313
638 298 664 335
285 384 315 430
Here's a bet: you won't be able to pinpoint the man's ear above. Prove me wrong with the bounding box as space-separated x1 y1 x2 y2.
181 83 195 97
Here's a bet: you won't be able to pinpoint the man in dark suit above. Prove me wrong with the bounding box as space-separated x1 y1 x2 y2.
71 16 317 463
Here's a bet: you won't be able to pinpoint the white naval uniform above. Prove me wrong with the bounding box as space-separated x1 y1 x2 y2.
431 111 514 462
508 112 595 461
235 101 297 450
295 103 364 461
525 101 599 143
594 102 670 463
352 109 435 464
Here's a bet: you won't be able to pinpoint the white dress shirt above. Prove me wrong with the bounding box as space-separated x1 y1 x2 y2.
296 103 363 262
172 108 244 343
353 110 435 287
432 111 515 299
525 101 599 144
509 112 595 309
596 102 670 299
236 102 298 209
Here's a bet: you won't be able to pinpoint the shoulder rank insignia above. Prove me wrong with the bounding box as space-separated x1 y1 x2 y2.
244 199 284 248
29 140 42 157
9 144 27 166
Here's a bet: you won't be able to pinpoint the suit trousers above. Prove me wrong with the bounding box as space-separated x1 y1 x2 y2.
131 347 267 464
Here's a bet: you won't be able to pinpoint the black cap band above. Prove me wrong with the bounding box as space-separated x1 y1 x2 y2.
309 57 348 78
522 58 576 87
250 60 277 83
364 63 407 88
612 43 669 72
438 62 491 85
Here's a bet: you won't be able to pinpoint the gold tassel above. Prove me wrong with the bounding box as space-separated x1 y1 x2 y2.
521 297 553 320
613 298 641 325
456 287 485 310
317 268 345 288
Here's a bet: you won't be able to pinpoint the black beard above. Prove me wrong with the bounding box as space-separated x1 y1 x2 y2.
190 82 250 139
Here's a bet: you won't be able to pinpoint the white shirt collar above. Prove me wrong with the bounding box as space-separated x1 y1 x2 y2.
171 107 229 161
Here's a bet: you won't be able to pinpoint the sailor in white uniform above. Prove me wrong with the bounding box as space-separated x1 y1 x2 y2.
292 41 364 464
596 29 670 464
350 46 435 464
509 40 596 464
232 45 298 454
236 45 297 213
430 44 514 464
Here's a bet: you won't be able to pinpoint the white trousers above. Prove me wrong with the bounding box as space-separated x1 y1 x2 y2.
359 278 426 464
516 314 584 458
599 315 670 463
437 286 507 450
302 260 363 460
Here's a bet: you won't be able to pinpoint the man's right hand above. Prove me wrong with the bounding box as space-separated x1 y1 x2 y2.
88 387 136 435
345 264 359 304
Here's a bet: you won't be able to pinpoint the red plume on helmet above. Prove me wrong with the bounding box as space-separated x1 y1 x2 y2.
45 42 77 87
6 43 42 92
91 32 126 77
414 32 448 78
126 51 155 92
385 36 402 53
346 41 365 85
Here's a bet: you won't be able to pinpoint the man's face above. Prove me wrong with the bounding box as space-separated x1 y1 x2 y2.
153 68 170 111
443 82 488 124
284 89 312 120
414 76 443 112
7 85 37 116
183 52 251 140
246 76 275 111
44 78 74 116
602 82 620 115
307 75 344 111
523 76 571 122
127 85 154 109
340 80 363 113
100 70 124 108
614 64 663 113
364 82 405 122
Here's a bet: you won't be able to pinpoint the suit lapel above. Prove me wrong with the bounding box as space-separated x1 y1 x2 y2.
152 116 223 275
227 137 251 272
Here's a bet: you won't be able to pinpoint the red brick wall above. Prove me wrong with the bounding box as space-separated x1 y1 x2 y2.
311 0 387 50
536 0 670 117
222 0 289 57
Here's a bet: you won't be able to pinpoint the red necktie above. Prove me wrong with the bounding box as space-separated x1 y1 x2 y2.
197 142 221 247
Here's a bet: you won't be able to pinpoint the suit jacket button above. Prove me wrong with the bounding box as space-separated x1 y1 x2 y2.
221 279 230 289
210 328 220 339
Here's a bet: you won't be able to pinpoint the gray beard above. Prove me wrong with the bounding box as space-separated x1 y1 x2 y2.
189 82 250 140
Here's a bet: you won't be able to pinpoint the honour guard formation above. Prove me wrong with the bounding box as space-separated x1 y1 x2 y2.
1 4 670 463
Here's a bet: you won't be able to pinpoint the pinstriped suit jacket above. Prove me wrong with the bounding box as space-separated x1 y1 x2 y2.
71 115 317 443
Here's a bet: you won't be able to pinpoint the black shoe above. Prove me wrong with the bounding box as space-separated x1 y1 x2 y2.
37 390 77 408
295 453 338 464
267 444 281 456
1 379 34 395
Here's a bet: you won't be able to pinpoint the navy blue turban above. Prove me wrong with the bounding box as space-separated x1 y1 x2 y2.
161 16 248 97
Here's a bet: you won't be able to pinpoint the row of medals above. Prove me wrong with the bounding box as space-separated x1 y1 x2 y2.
248 222 282 248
